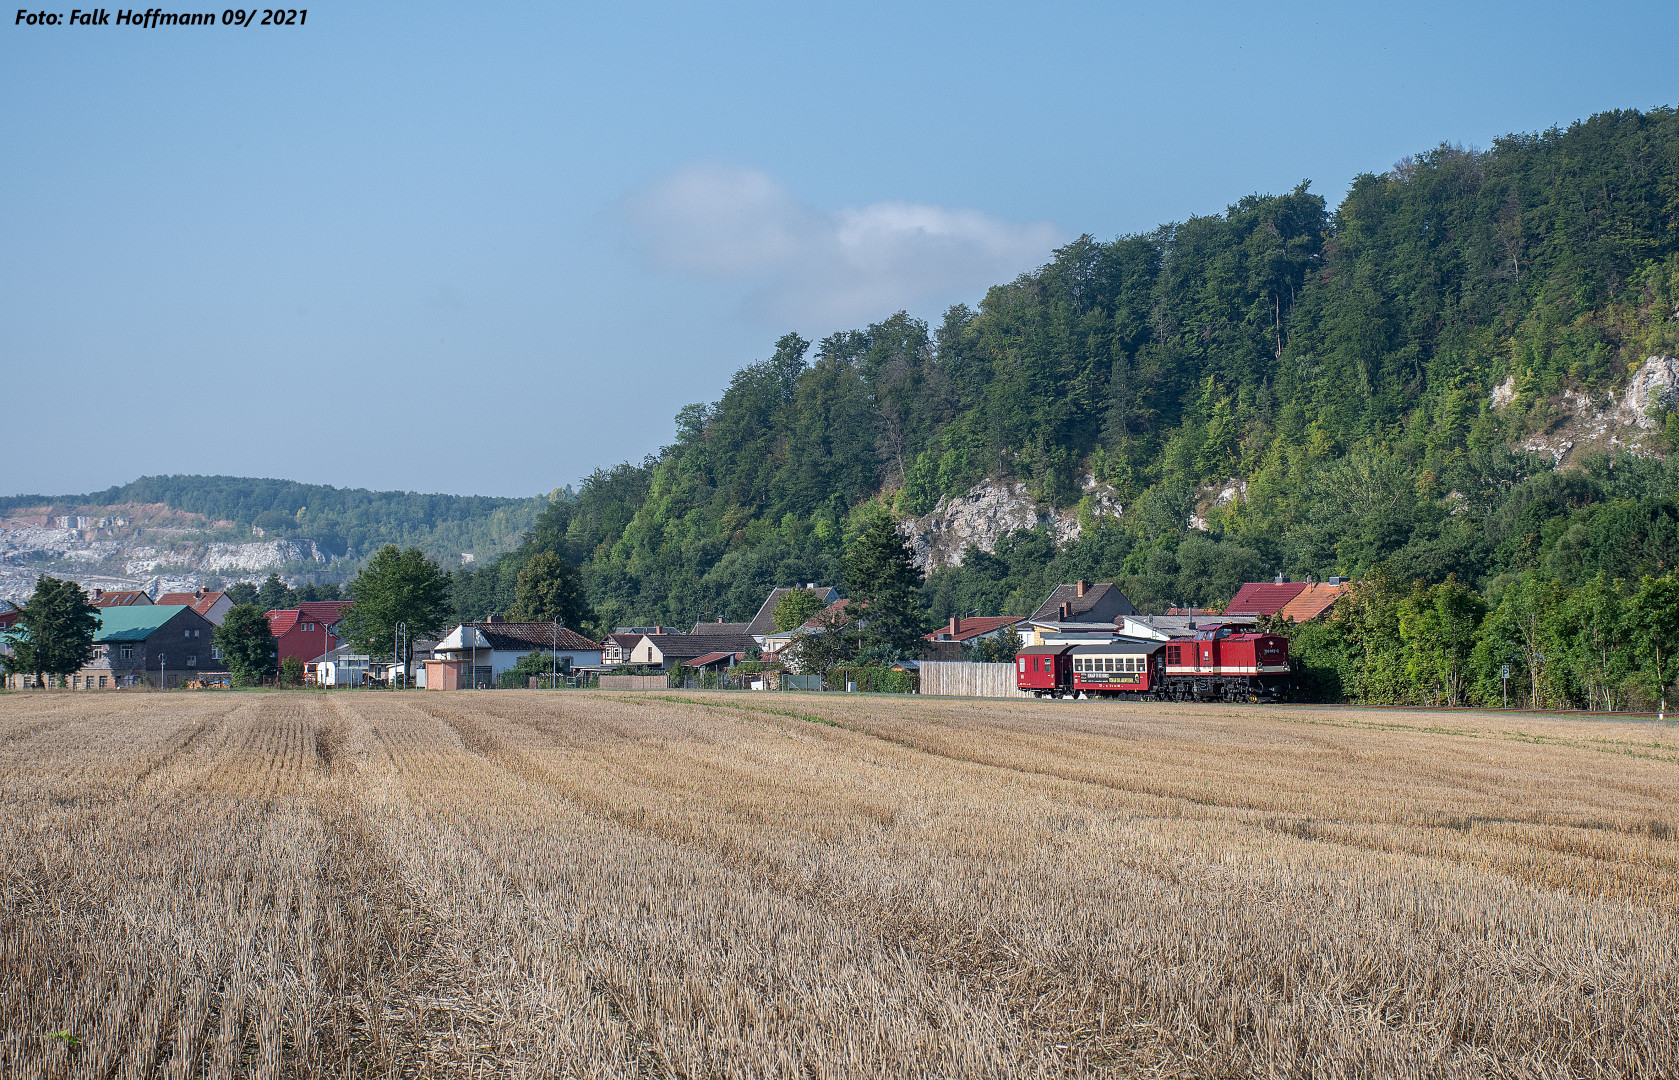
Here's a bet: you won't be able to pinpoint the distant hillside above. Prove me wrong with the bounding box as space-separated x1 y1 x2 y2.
0 475 557 568
460 104 1679 632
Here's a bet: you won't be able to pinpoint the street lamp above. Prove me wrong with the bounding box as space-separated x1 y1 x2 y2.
552 618 559 690
158 653 165 691
394 621 407 690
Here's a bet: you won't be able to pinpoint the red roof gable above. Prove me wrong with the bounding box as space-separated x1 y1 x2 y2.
91 590 152 607
298 600 352 624
1225 582 1309 616
1276 582 1347 622
266 610 301 636
157 590 228 618
922 615 1025 642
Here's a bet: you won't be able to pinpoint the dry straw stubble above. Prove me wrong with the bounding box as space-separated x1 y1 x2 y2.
1 689 1676 1077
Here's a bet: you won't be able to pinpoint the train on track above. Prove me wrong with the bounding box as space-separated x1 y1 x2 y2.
1016 624 1292 702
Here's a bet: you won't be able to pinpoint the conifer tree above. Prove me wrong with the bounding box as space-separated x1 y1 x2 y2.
844 511 928 661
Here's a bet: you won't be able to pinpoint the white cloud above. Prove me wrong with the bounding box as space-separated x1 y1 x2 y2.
626 164 1069 326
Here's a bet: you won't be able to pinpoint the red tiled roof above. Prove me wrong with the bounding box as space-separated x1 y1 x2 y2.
157 590 227 618
922 615 1025 642
1225 582 1309 616
92 590 151 607
1276 582 1347 622
266 609 301 636
298 600 353 624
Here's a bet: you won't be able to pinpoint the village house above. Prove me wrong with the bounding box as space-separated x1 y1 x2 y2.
744 585 841 647
600 632 645 666
920 615 1026 661
623 630 757 671
266 600 353 672
156 588 234 625
425 616 603 689
1022 581 1138 646
3 604 228 690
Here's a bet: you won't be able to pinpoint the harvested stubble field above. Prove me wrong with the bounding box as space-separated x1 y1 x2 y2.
2 693 1678 1080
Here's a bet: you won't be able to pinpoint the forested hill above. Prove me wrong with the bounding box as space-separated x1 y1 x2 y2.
0 476 553 563
457 105 1679 632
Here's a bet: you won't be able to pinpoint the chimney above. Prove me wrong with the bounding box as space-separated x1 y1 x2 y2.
92 588 102 600
1275 572 1284 585
948 615 959 636
1059 602 1070 620
486 614 503 624
1076 580 1088 597
195 588 204 599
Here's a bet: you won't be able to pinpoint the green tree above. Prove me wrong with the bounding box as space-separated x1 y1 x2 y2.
1557 574 1630 711
1480 572 1568 708
225 581 260 607
772 588 827 632
1628 571 1679 715
499 650 567 689
783 601 859 679
279 656 305 687
337 546 454 680
214 603 279 686
1398 577 1487 706
969 624 1022 663
844 511 929 661
508 551 596 633
2 576 99 687
257 573 293 611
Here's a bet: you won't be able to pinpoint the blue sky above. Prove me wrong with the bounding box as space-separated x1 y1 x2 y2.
3 0 1675 497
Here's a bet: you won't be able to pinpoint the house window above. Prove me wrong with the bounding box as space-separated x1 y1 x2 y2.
99 676 108 688
120 645 134 661
187 655 198 667
211 646 221 660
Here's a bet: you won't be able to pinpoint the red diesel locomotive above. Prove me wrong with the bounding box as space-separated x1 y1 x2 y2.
1017 625 1291 702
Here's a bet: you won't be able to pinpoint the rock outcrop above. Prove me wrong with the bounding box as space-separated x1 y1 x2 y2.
899 478 1120 571
1518 355 1678 464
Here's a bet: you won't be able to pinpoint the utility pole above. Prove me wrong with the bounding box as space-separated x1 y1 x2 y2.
394 621 407 690
552 618 558 690
159 652 165 691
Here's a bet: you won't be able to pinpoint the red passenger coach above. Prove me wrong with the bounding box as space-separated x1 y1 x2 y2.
1015 645 1070 696
1069 641 1162 699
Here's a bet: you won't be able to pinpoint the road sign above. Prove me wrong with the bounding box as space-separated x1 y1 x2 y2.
1501 665 1510 679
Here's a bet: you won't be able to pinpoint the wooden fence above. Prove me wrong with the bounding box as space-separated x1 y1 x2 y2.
597 675 671 690
919 661 1029 698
